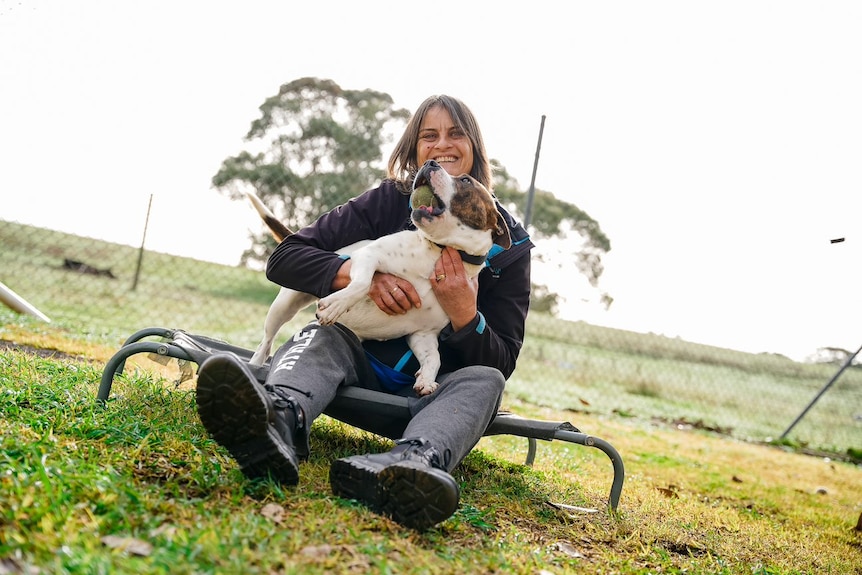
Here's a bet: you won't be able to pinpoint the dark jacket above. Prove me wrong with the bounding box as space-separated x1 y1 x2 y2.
266 180 534 381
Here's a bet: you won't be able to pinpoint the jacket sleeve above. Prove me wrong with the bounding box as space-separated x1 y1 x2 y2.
265 181 412 297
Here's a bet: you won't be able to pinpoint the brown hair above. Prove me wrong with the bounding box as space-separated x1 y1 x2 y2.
387 95 492 191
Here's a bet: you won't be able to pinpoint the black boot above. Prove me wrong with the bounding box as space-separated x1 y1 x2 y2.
195 353 308 485
329 438 460 530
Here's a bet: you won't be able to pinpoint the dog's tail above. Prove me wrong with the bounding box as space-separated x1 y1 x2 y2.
246 191 293 242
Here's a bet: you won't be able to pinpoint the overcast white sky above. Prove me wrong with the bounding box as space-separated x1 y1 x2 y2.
2 1 859 361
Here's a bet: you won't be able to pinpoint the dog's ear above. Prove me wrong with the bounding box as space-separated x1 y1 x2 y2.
493 211 512 249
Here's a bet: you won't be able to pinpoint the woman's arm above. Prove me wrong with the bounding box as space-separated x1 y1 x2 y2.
265 181 411 297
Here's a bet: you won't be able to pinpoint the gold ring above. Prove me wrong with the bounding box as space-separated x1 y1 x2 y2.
436 274 446 282
390 286 400 294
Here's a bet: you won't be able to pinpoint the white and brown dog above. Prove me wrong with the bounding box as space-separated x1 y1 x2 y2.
247 159 511 395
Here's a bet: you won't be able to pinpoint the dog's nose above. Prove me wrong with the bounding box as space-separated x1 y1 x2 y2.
415 159 440 188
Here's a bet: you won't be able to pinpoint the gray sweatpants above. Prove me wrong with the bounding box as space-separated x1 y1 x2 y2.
267 321 505 471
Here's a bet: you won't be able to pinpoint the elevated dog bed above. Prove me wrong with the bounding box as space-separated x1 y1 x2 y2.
98 327 624 511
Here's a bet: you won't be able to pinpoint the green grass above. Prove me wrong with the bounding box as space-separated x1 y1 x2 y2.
514 316 861 456
2 343 861 574
2 218 862 572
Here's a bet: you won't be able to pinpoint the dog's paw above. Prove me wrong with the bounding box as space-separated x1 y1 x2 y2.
315 302 333 325
316 296 346 326
412 379 439 397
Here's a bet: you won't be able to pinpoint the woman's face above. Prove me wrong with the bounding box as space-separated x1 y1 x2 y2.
415 105 474 176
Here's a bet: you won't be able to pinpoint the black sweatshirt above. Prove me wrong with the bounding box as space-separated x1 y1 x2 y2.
266 179 534 382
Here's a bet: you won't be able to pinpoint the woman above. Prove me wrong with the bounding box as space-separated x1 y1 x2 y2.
196 94 534 530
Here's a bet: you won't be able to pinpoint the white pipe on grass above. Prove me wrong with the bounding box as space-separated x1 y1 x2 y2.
0 281 51 322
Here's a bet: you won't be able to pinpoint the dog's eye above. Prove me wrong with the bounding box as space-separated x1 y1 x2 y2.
460 176 472 184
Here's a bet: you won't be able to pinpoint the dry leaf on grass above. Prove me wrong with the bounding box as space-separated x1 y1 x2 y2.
301 545 335 559
551 541 586 559
101 535 153 556
0 556 31 574
656 486 679 498
301 544 370 571
260 503 286 524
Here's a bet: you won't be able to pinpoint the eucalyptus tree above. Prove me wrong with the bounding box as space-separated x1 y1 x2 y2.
213 77 411 263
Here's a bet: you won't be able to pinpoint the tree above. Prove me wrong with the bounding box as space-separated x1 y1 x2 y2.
213 77 612 311
212 77 411 263
492 161 613 310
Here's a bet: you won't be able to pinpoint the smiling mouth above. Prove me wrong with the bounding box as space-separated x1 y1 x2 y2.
433 156 457 164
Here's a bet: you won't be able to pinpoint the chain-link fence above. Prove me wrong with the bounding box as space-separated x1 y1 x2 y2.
2 217 860 460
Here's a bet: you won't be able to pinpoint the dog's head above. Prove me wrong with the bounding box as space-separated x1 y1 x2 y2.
410 160 512 258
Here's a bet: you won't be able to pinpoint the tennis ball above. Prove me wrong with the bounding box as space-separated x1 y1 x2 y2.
411 185 436 209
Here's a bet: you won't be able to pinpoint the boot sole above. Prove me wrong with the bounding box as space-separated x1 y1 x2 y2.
329 456 382 505
196 354 299 485
330 456 459 530
377 461 460 530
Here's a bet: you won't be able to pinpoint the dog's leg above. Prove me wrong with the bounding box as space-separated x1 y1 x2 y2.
315 256 378 326
250 289 317 366
407 331 441 396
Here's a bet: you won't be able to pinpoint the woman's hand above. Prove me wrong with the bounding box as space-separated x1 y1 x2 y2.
334 248 477 323
370 271 422 315
431 246 478 331
334 260 420 315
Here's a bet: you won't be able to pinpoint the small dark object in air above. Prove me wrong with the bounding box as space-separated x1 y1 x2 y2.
830 237 845 244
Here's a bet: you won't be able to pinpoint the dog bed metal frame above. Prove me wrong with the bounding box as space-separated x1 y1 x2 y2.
98 327 624 511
